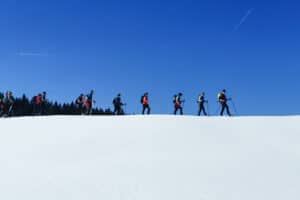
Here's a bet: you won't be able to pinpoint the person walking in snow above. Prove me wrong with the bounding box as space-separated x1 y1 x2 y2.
0 92 5 117
76 93 86 115
197 92 208 116
32 93 43 115
3 91 15 117
141 92 150 115
174 92 184 115
218 89 231 116
41 91 47 115
85 90 94 115
113 93 125 115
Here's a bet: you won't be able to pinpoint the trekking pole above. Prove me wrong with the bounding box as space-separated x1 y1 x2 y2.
123 103 127 115
8 105 13 117
206 101 210 116
230 99 238 116
214 103 221 116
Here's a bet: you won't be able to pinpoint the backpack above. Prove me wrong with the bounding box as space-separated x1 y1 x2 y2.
218 93 226 102
140 96 144 104
173 95 177 104
76 96 83 104
112 98 116 105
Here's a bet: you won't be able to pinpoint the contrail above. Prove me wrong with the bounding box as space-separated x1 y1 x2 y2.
17 52 48 56
233 8 254 32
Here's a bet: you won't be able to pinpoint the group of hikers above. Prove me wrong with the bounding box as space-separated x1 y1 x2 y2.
0 91 48 117
0 89 234 117
75 91 150 116
108 89 233 116
75 90 95 115
172 89 232 116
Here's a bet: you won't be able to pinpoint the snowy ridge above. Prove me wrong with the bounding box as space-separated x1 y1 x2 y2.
0 115 299 200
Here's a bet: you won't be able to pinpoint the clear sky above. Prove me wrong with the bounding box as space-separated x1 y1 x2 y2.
0 0 299 115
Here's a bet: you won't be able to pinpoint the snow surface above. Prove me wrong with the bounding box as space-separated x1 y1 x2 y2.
0 115 299 200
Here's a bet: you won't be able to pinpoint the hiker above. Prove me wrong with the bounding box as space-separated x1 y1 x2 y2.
32 93 42 115
0 92 4 117
76 93 86 114
112 93 124 115
218 89 231 116
41 91 47 115
197 92 208 116
141 92 151 115
174 93 184 115
85 90 94 115
3 91 15 117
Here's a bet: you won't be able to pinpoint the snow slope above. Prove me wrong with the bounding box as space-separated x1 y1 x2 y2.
0 115 299 200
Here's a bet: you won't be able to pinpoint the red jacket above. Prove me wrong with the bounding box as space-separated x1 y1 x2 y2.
36 95 42 105
143 96 149 105
86 100 92 109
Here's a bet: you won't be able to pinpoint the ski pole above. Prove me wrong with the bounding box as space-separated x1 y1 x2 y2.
214 104 221 116
8 105 13 117
231 100 238 115
123 103 127 115
206 101 210 116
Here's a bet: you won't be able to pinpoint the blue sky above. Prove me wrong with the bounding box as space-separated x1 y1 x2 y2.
0 0 299 115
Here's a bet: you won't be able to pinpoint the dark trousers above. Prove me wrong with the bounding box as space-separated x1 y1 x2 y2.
198 103 207 116
86 107 92 115
142 104 150 115
174 106 183 115
85 101 93 115
114 105 122 115
220 103 231 116
0 104 4 116
5 104 13 117
33 104 42 115
41 103 47 115
79 104 84 115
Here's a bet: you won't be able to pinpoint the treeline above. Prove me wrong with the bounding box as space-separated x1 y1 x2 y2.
1 93 113 117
